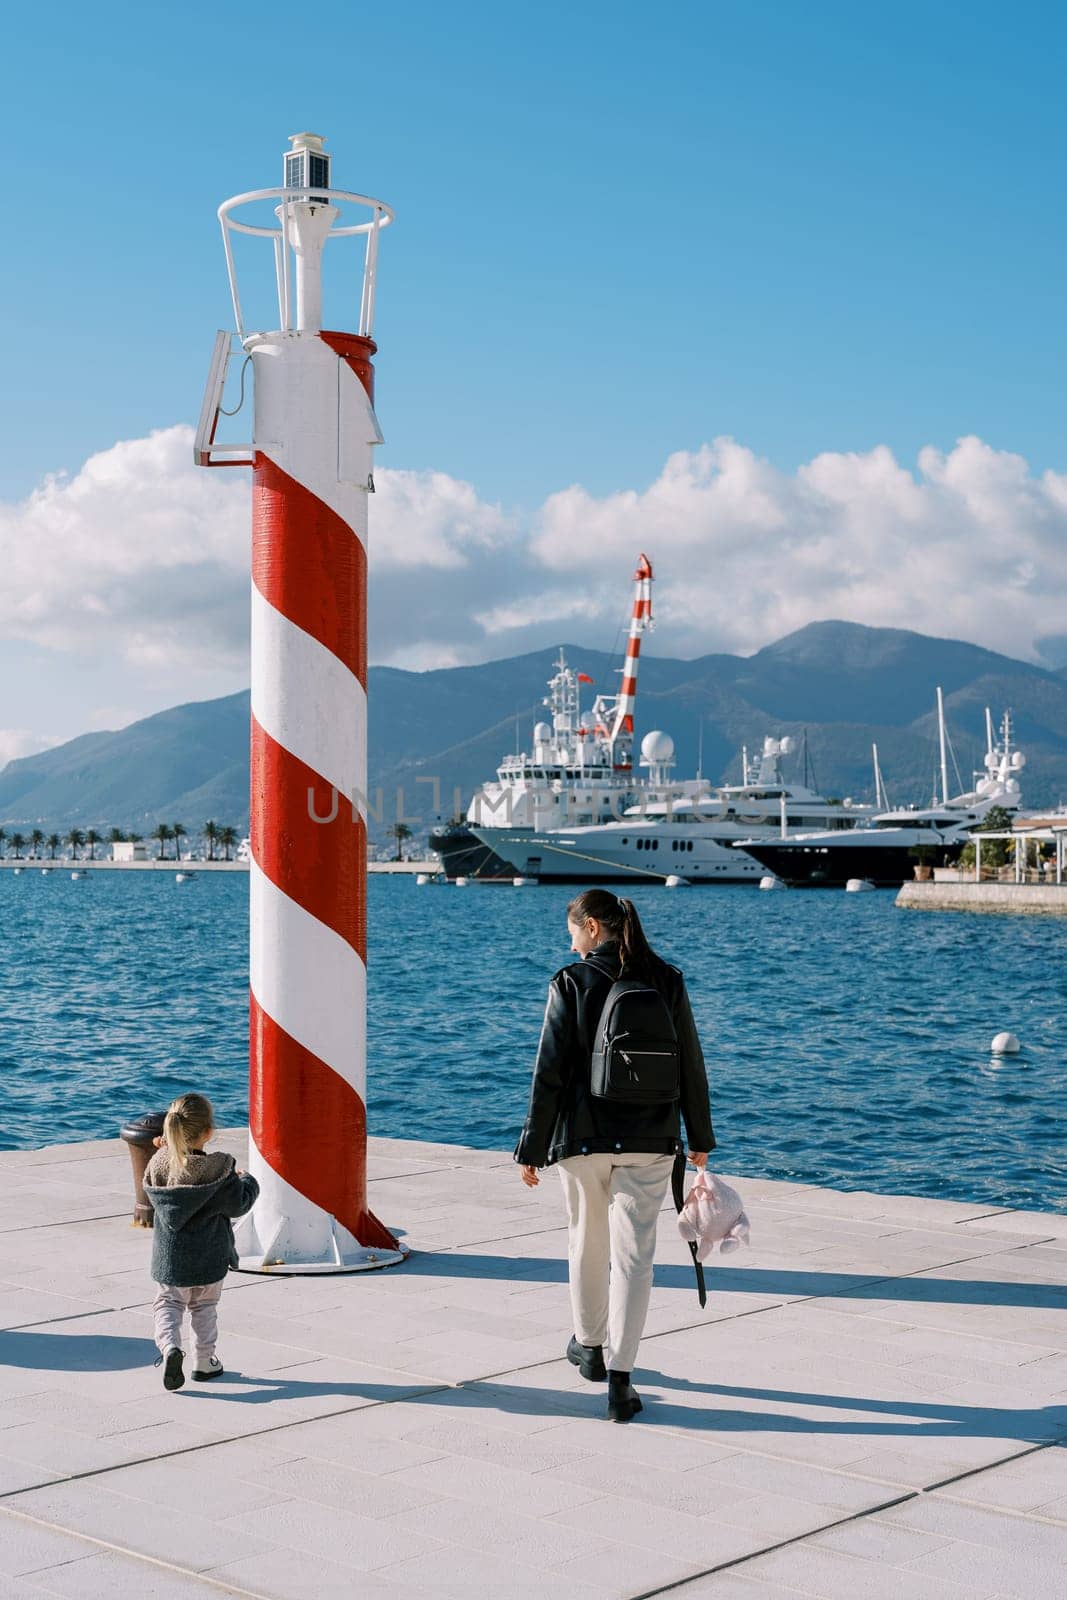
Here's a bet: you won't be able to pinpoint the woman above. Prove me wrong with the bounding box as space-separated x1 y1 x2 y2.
515 890 714 1421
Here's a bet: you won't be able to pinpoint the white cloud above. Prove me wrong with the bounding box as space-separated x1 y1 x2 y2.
0 730 64 765
530 436 1067 665
0 426 515 674
2 426 1066 697
0 427 249 669
371 466 513 570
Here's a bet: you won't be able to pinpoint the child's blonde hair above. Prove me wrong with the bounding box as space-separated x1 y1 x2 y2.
162 1093 214 1179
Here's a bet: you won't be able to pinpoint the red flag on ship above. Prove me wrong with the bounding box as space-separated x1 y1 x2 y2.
578 673 594 684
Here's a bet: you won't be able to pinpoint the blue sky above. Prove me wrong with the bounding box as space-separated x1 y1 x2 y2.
1 0 1066 749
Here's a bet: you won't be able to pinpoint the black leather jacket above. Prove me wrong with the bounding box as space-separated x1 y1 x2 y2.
514 941 715 1168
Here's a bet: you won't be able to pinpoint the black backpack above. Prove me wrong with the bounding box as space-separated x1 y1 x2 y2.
590 976 680 1103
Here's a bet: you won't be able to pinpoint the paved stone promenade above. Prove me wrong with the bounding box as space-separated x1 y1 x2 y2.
0 1133 1065 1598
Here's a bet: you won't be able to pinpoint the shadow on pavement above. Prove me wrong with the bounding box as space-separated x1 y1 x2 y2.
408 1251 1067 1311
3 1327 1064 1445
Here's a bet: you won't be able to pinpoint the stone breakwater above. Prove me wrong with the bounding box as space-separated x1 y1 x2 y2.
898 880 1067 914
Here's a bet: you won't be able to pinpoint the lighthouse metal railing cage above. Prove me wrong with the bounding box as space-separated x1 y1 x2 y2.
196 131 394 467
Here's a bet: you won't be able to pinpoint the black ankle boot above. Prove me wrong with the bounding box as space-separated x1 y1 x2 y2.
606 1370 643 1422
566 1335 607 1382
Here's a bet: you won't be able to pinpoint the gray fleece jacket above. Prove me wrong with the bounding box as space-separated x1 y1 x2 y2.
144 1149 259 1288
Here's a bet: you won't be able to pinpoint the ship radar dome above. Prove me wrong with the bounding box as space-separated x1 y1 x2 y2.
1011 751 1027 769
533 721 552 743
641 730 675 764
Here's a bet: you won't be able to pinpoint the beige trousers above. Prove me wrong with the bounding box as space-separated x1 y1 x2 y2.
557 1151 674 1373
153 1280 225 1361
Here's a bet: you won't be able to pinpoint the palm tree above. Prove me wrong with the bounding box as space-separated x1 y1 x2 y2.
171 823 187 862
108 827 126 845
46 833 60 860
129 832 143 844
0 828 6 859
390 822 413 862
203 820 219 861
10 832 25 860
219 826 238 861
30 829 44 859
85 829 100 861
151 823 171 860
66 828 86 860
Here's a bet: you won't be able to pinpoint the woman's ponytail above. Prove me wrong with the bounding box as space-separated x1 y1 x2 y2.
162 1093 214 1181
616 897 655 978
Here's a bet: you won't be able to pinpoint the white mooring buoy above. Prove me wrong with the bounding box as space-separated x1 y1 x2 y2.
759 875 786 891
415 873 432 886
845 878 876 893
454 875 470 887
991 1031 1021 1055
664 874 689 888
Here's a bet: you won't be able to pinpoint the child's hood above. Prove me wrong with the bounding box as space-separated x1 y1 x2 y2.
144 1151 238 1231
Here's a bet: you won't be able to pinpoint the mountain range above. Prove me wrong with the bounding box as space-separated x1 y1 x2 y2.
2 621 1066 840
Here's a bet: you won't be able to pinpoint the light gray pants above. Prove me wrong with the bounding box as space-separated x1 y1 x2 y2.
557 1151 674 1373
153 1280 225 1362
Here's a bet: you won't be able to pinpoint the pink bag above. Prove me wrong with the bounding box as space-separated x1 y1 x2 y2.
677 1170 751 1263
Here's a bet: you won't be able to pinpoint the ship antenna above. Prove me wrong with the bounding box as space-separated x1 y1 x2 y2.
608 553 654 771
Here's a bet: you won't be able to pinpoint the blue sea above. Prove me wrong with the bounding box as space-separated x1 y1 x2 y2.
0 871 1063 1213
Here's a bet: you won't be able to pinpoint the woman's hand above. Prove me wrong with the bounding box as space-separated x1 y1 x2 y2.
687 1151 708 1168
520 1165 540 1188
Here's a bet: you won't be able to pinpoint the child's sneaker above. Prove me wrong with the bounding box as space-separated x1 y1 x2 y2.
161 1346 185 1391
193 1356 224 1382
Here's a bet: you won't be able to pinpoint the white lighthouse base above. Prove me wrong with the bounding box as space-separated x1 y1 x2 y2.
234 1137 406 1275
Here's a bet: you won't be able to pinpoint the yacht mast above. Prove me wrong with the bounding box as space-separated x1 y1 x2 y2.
872 742 888 810
985 706 995 762
608 553 654 770
936 686 950 805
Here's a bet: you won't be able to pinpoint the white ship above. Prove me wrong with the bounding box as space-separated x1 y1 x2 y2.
430 555 705 880
473 733 873 883
740 701 1027 888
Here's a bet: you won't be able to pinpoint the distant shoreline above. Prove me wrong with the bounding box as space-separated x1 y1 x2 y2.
0 858 438 874
0 858 248 872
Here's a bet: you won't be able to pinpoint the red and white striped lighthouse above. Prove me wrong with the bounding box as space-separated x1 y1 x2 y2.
195 134 403 1271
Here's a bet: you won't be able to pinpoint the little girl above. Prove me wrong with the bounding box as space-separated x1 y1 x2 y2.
144 1093 259 1391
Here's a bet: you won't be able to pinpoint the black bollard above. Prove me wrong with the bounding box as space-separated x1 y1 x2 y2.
120 1113 166 1227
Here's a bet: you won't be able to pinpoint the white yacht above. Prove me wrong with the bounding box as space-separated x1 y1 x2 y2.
740 702 1026 888
472 734 874 883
